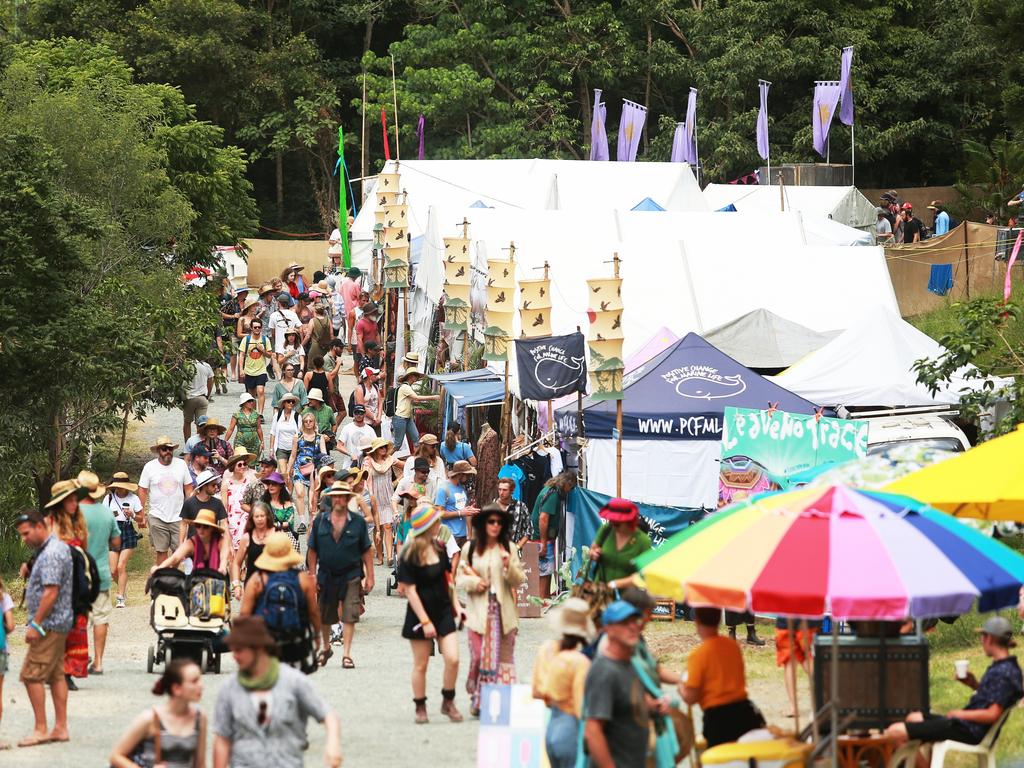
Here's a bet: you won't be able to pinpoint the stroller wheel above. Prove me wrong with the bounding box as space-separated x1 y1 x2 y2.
386 579 393 596
147 645 155 674
212 653 222 674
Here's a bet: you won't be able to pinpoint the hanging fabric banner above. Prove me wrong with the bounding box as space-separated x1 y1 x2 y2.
682 88 698 165
514 332 587 401
756 80 771 161
337 126 352 268
812 81 842 157
381 108 391 161
616 99 646 162
839 47 855 127
590 89 609 161
670 123 687 163
416 114 425 160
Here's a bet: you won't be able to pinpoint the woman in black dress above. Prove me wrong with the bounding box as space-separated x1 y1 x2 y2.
236 501 272 587
398 503 467 724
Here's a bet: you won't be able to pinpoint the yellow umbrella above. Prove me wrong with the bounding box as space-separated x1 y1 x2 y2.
884 424 1024 521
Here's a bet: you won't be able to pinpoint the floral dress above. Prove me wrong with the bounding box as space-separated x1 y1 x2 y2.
269 501 301 553
364 457 397 526
292 434 322 487
233 409 261 457
223 471 254 548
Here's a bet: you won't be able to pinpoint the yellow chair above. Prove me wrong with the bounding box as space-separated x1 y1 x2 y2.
701 738 811 768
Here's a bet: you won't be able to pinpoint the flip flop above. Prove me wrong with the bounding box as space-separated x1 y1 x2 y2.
17 735 51 748
342 656 355 669
318 648 334 667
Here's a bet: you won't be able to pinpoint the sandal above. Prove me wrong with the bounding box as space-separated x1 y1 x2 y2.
17 735 51 748
318 648 334 667
342 656 355 669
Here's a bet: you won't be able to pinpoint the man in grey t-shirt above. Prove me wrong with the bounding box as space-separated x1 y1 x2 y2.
583 600 655 768
16 509 74 747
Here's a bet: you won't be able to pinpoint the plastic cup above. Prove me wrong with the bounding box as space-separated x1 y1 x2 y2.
954 659 969 679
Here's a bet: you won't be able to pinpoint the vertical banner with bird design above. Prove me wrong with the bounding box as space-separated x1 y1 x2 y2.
443 234 473 330
380 169 409 289
483 256 515 361
514 332 587 401
518 276 552 338
586 272 624 401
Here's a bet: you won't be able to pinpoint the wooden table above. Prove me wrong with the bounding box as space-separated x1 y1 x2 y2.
837 733 895 768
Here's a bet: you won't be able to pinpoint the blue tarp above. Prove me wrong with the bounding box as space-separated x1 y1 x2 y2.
631 197 666 212
438 377 505 431
716 203 738 212
567 487 704 578
430 369 502 383
556 332 818 440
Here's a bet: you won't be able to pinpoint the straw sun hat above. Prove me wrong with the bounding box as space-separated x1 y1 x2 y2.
107 471 138 493
192 508 225 533
44 479 85 509
254 531 303 572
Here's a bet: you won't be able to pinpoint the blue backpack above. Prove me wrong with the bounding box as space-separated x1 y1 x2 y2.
257 570 305 635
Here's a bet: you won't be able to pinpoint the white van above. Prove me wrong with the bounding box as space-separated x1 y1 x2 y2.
862 412 971 454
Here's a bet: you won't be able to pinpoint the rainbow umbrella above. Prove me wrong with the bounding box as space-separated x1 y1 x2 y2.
636 485 1024 620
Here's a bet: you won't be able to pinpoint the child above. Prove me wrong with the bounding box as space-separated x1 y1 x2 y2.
0 575 14 749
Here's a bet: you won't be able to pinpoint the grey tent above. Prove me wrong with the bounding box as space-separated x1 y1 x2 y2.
704 309 838 369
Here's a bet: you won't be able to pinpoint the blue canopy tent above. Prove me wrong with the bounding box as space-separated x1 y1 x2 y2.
631 196 666 211
429 370 505 432
557 332 818 440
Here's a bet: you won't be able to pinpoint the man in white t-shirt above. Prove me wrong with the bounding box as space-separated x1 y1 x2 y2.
338 406 376 468
267 292 301 378
183 359 214 441
138 435 194 564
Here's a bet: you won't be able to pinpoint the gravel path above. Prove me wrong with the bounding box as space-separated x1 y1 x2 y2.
3 369 548 767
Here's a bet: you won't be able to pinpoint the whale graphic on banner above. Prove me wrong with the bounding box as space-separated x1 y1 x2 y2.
535 356 585 389
662 365 747 400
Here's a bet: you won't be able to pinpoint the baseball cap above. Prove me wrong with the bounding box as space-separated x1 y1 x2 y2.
901 202 914 211
190 444 211 457
277 291 293 305
978 616 1017 646
601 600 641 626
352 405 366 415
361 366 380 380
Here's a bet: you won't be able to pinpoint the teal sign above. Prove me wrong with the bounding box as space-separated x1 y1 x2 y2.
718 406 868 507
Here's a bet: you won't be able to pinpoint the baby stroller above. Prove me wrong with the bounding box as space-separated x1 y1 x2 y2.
146 566 230 674
387 515 411 596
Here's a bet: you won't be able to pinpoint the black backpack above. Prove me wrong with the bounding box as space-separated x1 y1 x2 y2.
69 543 101 617
383 385 398 418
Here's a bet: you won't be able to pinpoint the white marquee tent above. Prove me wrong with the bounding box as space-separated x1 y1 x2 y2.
772 306 1009 406
703 183 878 231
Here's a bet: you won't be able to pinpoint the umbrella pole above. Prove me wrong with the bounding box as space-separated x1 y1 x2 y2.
830 618 839 768
787 618 800 735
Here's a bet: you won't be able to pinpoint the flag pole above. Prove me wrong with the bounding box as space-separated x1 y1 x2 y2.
850 123 855 185
613 253 623 497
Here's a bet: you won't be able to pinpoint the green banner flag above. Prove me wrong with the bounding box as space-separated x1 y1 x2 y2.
338 126 352 269
718 406 868 507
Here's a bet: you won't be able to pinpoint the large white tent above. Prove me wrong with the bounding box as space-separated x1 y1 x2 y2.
703 183 877 231
772 306 1007 406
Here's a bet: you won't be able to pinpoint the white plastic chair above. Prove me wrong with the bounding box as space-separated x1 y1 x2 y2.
928 707 1012 768
888 740 921 768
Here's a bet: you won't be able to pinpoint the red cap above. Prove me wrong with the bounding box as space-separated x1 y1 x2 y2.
599 497 639 523
901 202 914 211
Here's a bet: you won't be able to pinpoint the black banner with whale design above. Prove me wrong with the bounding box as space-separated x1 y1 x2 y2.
514 332 588 401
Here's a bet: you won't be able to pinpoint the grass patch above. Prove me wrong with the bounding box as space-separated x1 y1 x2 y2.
643 613 1024 764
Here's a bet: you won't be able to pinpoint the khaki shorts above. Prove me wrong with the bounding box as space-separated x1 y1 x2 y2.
148 515 181 554
320 577 364 625
183 395 209 426
91 590 113 625
20 631 68 685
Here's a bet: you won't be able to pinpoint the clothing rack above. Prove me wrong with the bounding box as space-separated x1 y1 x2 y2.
503 429 556 463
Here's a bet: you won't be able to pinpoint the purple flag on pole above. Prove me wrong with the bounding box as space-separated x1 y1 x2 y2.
416 114 425 160
838 46 854 126
590 89 609 161
616 99 646 162
812 81 842 157
756 80 771 161
682 88 698 164
670 123 687 162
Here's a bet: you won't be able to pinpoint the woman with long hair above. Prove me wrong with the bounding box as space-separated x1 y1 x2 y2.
261 472 300 552
235 296 260 353
290 412 325 530
236 502 272 584
362 438 398 566
401 434 445 484
225 393 263 459
353 367 382 434
220 451 255 550
155 510 233 577
44 479 91 686
105 472 142 609
587 497 652 589
398 504 467 724
310 463 336 518
457 503 525 716
270 364 307 419
440 423 477 469
280 264 306 299
110 659 206 768
269 394 300 484
278 329 305 376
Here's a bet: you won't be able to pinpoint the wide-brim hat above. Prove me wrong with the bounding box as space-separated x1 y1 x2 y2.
313 280 331 293
278 393 299 405
318 465 338 482
76 470 107 500
193 508 226 533
343 468 366 486
263 471 287 486
307 388 325 403
361 301 379 315
225 615 278 651
242 295 259 310
418 433 439 446
402 352 420 367
151 435 180 452
225 450 254 470
549 597 597 641
363 437 391 454
471 502 511 535
286 262 305 273
323 480 355 498
45 479 84 509
254 531 303 572
107 471 138 493
194 469 221 492
398 367 422 382
600 497 638 523
450 459 476 476
408 504 442 538
239 392 256 407
259 283 275 296
346 267 362 278
199 418 225 435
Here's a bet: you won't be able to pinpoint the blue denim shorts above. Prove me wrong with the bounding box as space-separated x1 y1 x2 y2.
538 541 555 576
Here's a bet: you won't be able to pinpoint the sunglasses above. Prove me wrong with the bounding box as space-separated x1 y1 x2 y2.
486 518 503 526
157 447 173 453
258 700 269 726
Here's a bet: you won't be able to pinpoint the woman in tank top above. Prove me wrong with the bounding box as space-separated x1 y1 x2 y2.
237 502 273 584
110 659 205 768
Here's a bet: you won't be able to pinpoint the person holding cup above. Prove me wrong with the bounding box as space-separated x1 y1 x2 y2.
885 615 1023 751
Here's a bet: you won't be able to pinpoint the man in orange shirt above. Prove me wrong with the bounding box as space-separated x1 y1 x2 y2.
682 607 765 747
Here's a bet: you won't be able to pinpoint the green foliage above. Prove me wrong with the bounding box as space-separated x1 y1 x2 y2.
0 39 255 524
953 136 1024 221
912 295 1024 439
